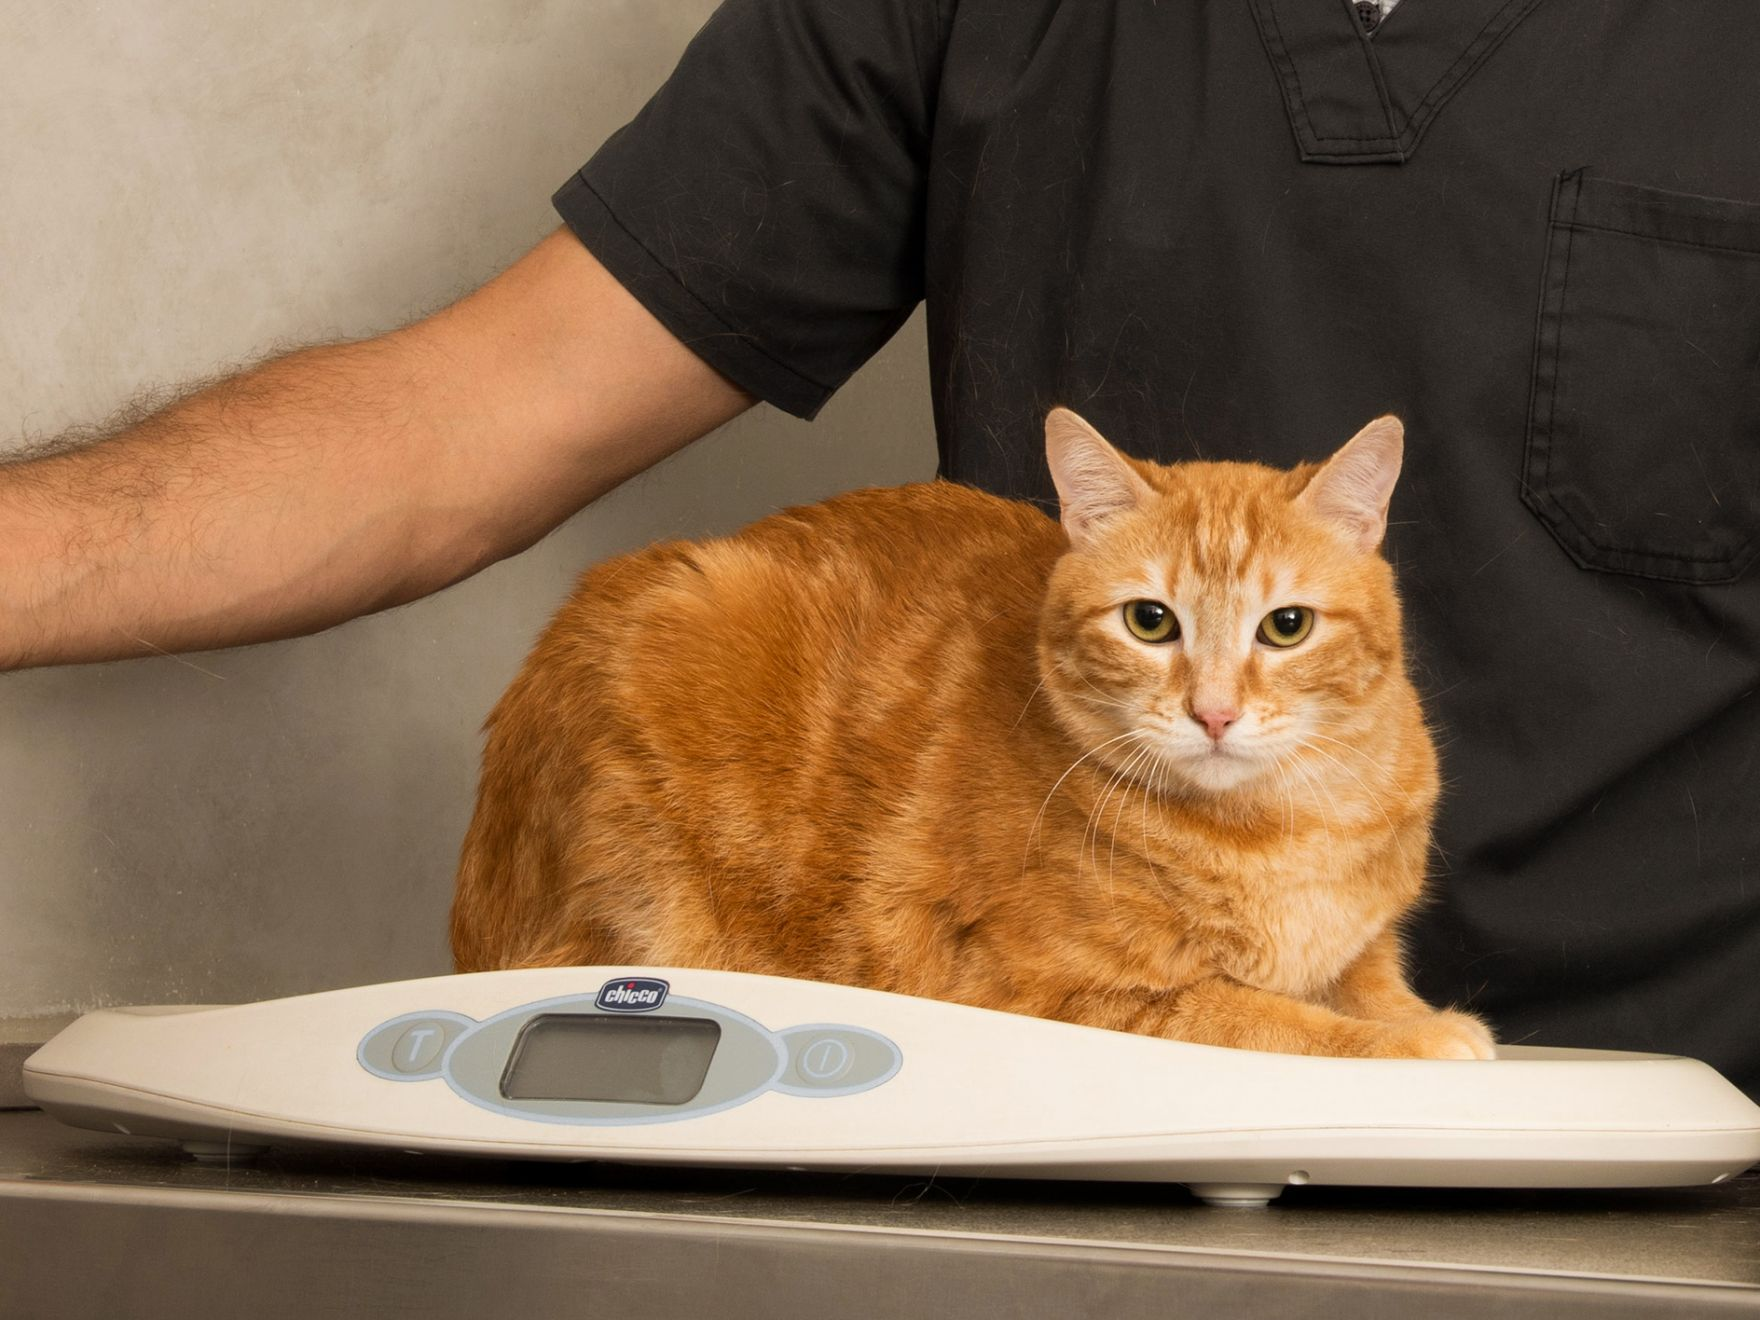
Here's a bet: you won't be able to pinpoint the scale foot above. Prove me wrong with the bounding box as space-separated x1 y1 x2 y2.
1185 1182 1284 1208
180 1139 269 1164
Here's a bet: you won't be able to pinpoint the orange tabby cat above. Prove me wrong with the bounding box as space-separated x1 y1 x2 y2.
452 409 1494 1060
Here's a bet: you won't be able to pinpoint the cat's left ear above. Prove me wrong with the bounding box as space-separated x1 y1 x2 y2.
1045 407 1156 547
1296 416 1404 553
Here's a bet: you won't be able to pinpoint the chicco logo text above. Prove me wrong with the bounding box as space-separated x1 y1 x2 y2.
595 977 670 1012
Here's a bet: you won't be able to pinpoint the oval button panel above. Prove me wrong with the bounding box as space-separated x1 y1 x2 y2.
776 1026 901 1097
358 1011 475 1081
356 1003 901 1116
798 1036 852 1083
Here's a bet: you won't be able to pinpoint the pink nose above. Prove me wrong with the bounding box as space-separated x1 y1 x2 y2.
1193 708 1240 741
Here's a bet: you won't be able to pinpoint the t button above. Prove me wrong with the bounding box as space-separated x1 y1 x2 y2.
391 1022 450 1073
358 1011 474 1082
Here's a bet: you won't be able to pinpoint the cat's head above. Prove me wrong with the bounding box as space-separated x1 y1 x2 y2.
1037 408 1410 797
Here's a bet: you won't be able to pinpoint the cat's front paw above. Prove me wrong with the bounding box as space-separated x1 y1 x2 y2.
1380 1010 1495 1061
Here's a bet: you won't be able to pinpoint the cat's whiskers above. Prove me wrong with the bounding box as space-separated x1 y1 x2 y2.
1010 671 1054 731
1284 751 1341 868
1293 737 1399 835
1024 729 1149 873
1103 739 1189 909
1269 756 1297 846
1104 742 1159 903
1069 691 1137 713
1084 750 1126 903
1056 658 1137 711
1139 751 1171 903
1290 701 1383 749
1085 740 1153 907
1281 761 1306 848
1300 729 1420 808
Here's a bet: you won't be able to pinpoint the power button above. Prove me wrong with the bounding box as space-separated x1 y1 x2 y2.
776 1025 901 1096
797 1036 853 1082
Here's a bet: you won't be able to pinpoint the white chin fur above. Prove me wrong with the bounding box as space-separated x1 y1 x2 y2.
1171 746 1266 792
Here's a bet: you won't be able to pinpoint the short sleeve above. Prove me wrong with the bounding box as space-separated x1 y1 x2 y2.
555 0 953 419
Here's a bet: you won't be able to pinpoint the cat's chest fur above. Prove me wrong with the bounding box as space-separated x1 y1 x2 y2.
1233 872 1387 997
1170 846 1410 1000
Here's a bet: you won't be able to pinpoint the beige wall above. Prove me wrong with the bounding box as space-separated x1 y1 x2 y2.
0 1 935 1017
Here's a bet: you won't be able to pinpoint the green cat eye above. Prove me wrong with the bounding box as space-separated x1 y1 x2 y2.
1257 606 1315 648
1124 600 1179 643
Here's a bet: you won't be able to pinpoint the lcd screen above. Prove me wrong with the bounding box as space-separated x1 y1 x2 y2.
499 1014 721 1104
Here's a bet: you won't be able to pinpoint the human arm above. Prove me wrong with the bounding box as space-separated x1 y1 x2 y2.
0 227 754 670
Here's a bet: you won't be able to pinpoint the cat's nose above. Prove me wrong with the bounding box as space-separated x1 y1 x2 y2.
1191 706 1240 742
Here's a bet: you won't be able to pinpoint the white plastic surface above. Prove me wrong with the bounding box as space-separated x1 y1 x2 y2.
24 967 1760 1199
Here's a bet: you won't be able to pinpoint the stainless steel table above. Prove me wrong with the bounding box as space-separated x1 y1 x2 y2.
2 1108 1757 1318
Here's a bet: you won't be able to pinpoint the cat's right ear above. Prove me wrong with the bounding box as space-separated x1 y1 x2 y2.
1045 408 1155 547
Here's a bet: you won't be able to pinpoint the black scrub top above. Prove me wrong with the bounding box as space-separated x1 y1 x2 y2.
555 0 1760 1094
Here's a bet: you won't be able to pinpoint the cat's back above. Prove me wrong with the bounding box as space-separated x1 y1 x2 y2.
534 480 1063 677
484 479 1067 790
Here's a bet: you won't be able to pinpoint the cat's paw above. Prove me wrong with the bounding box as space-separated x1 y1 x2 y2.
1379 1010 1496 1061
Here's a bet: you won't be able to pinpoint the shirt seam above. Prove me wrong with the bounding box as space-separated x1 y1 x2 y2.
1279 0 1539 150
1393 0 1539 140
1261 1 1396 150
1343 0 1403 145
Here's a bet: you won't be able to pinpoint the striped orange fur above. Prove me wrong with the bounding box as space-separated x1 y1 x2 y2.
451 410 1493 1059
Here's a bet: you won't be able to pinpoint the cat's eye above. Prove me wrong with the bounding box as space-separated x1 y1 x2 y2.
1257 606 1314 648
1124 600 1179 643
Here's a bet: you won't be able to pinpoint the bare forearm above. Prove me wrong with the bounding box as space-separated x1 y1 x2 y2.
0 229 754 671
1 335 483 668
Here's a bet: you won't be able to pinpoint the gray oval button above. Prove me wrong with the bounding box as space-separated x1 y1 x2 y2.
392 1022 451 1073
776 1025 901 1096
798 1036 852 1082
358 1011 474 1082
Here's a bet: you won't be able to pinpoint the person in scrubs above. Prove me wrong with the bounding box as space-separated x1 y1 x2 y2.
5 1 1756 1092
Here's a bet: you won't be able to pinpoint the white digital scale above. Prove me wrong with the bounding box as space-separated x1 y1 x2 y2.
24 966 1760 1207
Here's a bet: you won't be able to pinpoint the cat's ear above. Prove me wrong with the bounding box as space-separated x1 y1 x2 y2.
1296 415 1404 553
1045 408 1155 547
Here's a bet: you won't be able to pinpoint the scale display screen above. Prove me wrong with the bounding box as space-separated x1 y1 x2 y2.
499 1014 722 1105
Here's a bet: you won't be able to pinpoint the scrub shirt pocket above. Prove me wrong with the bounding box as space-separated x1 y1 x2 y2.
1524 170 1760 584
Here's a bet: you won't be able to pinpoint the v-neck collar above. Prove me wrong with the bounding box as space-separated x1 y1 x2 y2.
1249 0 1545 164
